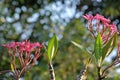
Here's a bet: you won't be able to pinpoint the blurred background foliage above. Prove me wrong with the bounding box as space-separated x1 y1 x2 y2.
0 0 120 80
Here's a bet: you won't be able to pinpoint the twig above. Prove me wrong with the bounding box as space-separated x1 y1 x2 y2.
0 70 16 79
102 60 118 78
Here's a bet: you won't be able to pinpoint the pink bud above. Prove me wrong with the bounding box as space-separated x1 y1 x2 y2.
83 14 93 22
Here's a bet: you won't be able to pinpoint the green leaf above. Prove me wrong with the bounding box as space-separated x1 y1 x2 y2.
71 41 91 54
102 33 117 61
71 41 92 66
94 33 103 66
47 35 58 61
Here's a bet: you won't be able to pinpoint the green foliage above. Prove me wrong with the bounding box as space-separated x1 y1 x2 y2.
102 0 120 17
47 35 58 61
94 33 117 67
94 33 103 66
102 33 118 61
102 7 120 16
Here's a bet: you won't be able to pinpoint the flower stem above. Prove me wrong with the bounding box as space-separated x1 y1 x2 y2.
49 62 55 80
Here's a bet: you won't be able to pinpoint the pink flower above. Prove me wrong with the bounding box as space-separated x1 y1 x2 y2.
2 40 43 53
118 43 120 52
94 14 111 24
94 14 104 20
32 42 43 48
18 40 33 53
2 42 17 49
83 14 93 22
83 13 118 45
101 18 110 24
109 23 118 33
10 42 17 47
2 44 10 49
101 34 107 42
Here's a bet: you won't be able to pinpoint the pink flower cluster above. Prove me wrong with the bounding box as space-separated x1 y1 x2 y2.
2 40 43 53
83 14 118 44
2 40 43 78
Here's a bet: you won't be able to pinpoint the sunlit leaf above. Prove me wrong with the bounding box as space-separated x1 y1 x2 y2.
71 41 91 54
71 41 93 66
10 64 14 72
47 35 58 61
94 33 103 66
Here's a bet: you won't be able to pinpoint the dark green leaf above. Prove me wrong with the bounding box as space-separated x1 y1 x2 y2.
47 35 58 61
